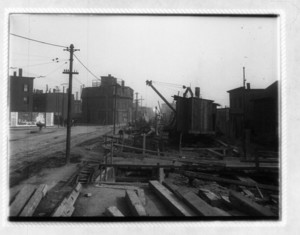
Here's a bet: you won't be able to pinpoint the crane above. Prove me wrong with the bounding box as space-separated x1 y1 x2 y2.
146 80 176 114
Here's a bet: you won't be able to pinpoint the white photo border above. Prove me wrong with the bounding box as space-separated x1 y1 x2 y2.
1 8 286 229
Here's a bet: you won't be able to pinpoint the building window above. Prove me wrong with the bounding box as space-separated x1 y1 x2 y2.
23 96 28 104
23 84 28 92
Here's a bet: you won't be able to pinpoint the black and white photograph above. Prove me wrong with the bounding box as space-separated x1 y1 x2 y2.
1 0 299 234
6 12 280 221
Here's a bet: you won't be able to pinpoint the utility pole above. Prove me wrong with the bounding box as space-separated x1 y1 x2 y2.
113 84 117 135
63 44 79 163
135 92 139 125
242 67 246 159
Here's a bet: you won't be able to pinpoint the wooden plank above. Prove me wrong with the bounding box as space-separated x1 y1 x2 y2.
105 206 124 217
229 190 276 216
149 180 195 216
206 149 224 158
180 171 279 191
125 190 147 216
163 181 229 216
19 184 48 217
10 185 36 216
95 184 139 190
198 188 222 207
52 183 82 217
136 189 146 206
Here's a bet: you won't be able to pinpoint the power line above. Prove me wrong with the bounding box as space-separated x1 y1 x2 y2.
44 61 68 77
73 53 100 81
15 61 62 68
10 33 68 48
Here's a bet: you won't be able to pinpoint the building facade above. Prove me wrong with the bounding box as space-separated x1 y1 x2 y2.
9 68 35 112
226 81 278 145
32 91 75 124
81 74 134 125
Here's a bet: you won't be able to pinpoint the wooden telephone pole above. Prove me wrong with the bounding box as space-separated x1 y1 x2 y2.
243 67 246 159
63 44 79 163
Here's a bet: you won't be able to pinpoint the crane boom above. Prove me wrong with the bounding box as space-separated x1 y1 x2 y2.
146 80 176 113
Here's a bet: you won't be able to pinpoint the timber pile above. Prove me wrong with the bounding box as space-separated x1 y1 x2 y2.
10 184 48 217
156 171 279 218
52 183 82 217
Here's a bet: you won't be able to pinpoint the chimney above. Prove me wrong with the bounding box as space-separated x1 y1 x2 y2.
13 71 17 76
53 89 56 93
46 84 48 93
76 92 78 100
195 87 200 98
108 74 111 77
18 68 23 77
121 80 125 87
49 89 51 93
247 83 250 90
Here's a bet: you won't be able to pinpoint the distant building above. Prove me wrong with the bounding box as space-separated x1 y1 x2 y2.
227 81 278 145
81 74 134 125
174 93 218 134
252 81 278 145
9 68 34 112
32 90 75 124
216 107 230 136
227 83 265 139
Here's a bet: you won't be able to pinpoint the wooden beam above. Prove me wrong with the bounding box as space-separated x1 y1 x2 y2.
180 171 279 192
125 190 147 216
10 185 36 216
19 184 48 217
198 188 223 207
163 181 229 216
229 190 276 217
149 180 195 216
52 183 82 217
105 206 124 217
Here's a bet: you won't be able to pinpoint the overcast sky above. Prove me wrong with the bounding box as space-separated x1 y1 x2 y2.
9 14 279 108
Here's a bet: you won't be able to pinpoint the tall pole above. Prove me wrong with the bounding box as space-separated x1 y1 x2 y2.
63 44 79 163
135 92 139 125
56 91 59 128
62 86 65 124
113 84 117 135
243 67 246 159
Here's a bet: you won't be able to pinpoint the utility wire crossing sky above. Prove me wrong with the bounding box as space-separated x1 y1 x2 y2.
9 14 279 108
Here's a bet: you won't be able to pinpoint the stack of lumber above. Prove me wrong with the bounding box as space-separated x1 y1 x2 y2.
10 184 48 217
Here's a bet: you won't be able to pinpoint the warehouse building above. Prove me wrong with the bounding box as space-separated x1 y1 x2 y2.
81 74 134 125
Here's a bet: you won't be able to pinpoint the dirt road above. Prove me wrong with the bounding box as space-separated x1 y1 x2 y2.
9 125 113 187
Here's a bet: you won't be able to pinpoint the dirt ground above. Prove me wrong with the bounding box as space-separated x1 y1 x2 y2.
9 125 113 191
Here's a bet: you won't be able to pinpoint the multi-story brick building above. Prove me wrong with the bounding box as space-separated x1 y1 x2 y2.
81 74 134 125
9 68 34 112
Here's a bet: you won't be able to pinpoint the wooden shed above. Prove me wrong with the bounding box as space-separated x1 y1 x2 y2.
175 96 217 134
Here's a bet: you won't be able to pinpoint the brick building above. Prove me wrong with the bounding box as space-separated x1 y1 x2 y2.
9 68 34 112
32 89 78 124
81 74 133 125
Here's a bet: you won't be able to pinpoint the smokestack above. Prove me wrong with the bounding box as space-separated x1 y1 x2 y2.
13 71 17 76
195 87 200 98
18 68 23 77
247 83 250 90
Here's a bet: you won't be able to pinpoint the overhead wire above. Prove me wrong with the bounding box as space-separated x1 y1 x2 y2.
73 53 100 81
16 61 63 68
10 33 68 48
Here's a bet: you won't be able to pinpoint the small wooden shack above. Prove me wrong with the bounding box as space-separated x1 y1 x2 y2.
174 96 217 134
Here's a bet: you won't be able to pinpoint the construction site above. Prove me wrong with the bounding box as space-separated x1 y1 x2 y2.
8 78 280 221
